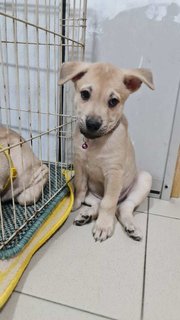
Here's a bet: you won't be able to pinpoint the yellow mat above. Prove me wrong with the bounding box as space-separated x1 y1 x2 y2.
0 173 74 309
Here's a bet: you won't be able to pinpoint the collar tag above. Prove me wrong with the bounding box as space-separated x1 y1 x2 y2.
82 137 89 149
82 141 88 149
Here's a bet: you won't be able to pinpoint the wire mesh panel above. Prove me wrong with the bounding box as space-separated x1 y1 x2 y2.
0 0 87 251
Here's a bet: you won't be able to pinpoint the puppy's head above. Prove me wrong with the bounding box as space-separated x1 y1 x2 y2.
59 62 154 139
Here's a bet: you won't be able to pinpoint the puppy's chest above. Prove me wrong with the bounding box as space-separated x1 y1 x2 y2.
83 145 101 161
75 140 108 177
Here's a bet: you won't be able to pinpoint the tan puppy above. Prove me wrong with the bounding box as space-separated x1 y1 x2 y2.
0 126 49 205
59 62 154 242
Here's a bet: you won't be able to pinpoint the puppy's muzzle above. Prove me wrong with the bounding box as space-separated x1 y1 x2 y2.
85 116 102 132
79 116 105 139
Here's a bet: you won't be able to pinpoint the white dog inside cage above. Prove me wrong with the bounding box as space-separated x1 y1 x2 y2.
0 126 49 205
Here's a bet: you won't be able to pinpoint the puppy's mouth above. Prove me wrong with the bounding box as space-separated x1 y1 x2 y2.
79 127 106 139
79 120 121 140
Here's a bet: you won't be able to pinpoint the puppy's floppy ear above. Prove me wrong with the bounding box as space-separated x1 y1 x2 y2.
58 61 90 85
123 68 155 93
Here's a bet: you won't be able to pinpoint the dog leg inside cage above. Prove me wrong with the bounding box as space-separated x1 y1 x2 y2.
16 165 49 206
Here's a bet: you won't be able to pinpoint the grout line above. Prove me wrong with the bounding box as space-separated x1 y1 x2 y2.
140 197 150 320
146 197 180 221
148 212 180 221
14 290 118 320
135 210 147 215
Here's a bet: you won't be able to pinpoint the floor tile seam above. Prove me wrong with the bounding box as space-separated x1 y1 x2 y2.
140 197 150 320
148 212 180 220
14 290 118 320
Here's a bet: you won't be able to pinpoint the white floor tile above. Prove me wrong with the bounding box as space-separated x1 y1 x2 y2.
16 212 147 320
0 292 105 320
149 197 180 219
143 214 180 320
136 197 148 213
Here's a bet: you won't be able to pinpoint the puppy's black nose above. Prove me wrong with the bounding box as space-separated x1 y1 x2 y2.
86 116 102 132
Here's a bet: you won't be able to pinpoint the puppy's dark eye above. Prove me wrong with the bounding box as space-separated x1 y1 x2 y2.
80 90 90 101
108 98 119 108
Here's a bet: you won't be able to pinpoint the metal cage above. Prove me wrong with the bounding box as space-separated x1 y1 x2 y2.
0 0 87 250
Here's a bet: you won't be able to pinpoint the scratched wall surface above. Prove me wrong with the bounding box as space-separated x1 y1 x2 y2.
85 0 180 192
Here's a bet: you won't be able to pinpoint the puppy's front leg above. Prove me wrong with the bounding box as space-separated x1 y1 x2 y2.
93 170 122 242
73 160 88 211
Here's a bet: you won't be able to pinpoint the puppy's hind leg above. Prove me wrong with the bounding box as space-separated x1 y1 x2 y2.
74 192 100 226
116 171 152 241
16 164 49 205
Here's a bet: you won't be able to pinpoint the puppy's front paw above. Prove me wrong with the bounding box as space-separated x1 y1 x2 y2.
92 214 114 242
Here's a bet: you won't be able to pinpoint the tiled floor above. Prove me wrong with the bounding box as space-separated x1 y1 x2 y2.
1 197 180 320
